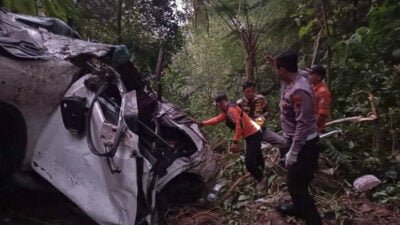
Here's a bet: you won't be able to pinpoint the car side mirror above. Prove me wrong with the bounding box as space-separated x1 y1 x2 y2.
60 96 87 135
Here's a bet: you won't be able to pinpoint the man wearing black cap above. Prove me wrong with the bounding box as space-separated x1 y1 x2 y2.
306 65 332 132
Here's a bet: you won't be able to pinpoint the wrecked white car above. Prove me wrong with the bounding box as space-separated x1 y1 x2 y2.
0 10 219 225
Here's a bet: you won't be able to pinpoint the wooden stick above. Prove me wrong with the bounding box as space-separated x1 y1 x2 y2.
219 173 251 202
211 139 228 152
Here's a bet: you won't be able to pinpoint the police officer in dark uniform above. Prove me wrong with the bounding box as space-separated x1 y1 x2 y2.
268 50 323 225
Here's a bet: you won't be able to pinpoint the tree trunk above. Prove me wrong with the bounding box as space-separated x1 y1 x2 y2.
193 0 209 32
245 50 256 81
116 0 123 44
321 0 332 87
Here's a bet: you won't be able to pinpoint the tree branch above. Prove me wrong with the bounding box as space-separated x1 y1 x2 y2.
311 29 322 66
326 93 378 126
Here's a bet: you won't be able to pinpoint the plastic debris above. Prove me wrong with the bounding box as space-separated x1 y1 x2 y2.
353 175 381 192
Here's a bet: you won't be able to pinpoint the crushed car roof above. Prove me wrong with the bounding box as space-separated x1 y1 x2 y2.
0 9 125 61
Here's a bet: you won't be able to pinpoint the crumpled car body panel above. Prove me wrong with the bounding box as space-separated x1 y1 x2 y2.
32 75 219 224
32 76 140 224
0 10 113 60
0 55 78 169
0 10 123 168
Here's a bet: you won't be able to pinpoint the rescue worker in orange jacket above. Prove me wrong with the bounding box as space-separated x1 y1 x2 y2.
198 93 267 190
306 65 332 132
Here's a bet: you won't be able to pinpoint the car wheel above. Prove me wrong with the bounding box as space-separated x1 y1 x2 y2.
0 102 27 186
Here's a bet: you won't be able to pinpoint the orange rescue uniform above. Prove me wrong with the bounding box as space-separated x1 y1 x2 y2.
312 82 332 131
202 104 260 143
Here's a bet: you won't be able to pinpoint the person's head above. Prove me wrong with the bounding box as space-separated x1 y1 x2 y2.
275 50 298 81
214 93 229 111
306 64 326 85
242 80 257 100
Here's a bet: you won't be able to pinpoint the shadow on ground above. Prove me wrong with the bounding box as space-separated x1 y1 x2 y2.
0 174 97 225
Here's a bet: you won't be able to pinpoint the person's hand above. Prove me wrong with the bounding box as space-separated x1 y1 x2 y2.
230 143 240 154
285 150 298 167
192 119 203 127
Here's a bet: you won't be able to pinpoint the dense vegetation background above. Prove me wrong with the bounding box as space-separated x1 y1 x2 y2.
1 0 400 224
164 0 400 204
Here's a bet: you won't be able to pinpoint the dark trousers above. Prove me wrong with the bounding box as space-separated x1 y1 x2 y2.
244 131 264 181
285 137 322 225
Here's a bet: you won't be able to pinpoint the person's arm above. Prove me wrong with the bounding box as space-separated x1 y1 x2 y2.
226 107 242 143
260 96 269 118
201 113 226 126
227 107 243 153
316 114 327 132
236 98 243 106
285 90 314 167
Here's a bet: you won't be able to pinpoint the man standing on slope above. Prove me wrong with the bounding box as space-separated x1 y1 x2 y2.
197 93 268 191
268 50 323 225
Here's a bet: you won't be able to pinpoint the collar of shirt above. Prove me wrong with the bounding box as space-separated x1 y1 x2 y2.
283 73 302 88
243 97 255 103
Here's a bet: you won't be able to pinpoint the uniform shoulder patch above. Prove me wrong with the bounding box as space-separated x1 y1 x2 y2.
292 93 302 110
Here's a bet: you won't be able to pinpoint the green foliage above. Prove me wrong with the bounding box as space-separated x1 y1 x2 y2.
75 0 184 74
372 182 400 203
164 21 244 143
291 0 400 203
298 19 315 38
167 0 400 208
322 139 351 165
166 0 299 143
2 0 77 21
2 0 36 15
2 0 184 75
41 0 73 21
